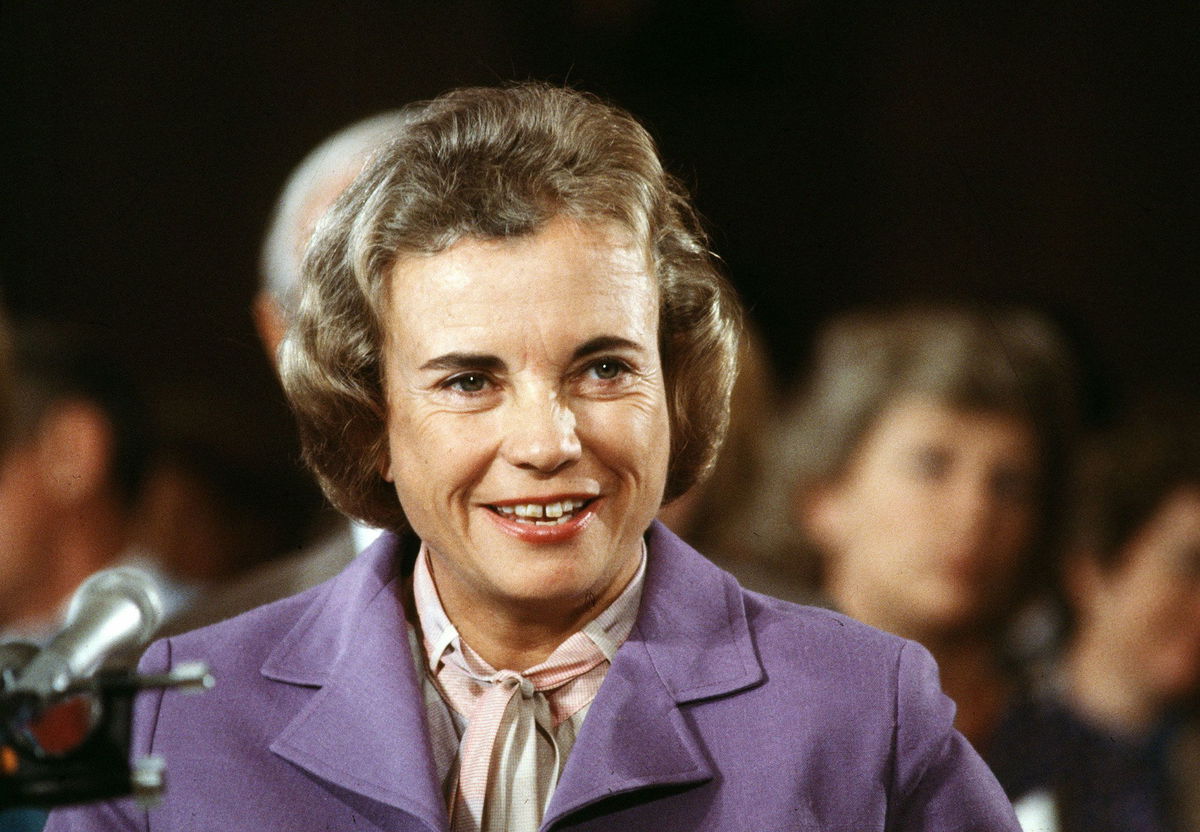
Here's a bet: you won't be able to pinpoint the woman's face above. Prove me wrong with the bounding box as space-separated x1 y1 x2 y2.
806 396 1040 639
380 215 670 626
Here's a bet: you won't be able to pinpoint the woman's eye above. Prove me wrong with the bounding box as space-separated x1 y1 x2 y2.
590 359 626 380
446 373 489 393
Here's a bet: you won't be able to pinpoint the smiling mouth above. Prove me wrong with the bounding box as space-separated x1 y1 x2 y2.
489 498 593 526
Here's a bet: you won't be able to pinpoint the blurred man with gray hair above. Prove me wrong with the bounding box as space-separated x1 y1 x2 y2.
166 111 406 633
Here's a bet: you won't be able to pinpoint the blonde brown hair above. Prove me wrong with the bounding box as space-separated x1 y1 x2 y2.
281 83 740 530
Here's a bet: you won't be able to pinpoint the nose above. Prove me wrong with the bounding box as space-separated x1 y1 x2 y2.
499 386 582 474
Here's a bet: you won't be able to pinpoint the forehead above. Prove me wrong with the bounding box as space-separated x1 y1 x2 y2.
869 396 1037 456
384 217 658 355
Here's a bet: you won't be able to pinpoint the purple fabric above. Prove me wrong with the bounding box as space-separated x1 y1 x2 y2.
44 522 1019 831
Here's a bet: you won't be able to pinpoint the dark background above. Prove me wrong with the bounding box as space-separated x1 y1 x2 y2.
3 2 1196 519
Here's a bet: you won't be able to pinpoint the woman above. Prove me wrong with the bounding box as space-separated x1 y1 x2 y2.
46 85 1017 831
774 304 1079 822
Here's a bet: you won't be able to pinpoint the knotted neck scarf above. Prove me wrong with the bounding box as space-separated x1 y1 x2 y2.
412 544 645 832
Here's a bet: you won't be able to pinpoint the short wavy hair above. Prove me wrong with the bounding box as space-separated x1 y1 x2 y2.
281 83 741 531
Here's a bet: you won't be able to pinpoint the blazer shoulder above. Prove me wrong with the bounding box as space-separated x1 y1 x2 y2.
732 585 932 710
155 579 328 672
159 527 400 661
741 586 909 659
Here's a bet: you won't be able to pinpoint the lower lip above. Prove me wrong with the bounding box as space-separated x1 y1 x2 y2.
484 501 598 543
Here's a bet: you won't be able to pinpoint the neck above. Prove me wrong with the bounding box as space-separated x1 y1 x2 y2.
1064 630 1158 737
454 611 590 672
426 550 640 672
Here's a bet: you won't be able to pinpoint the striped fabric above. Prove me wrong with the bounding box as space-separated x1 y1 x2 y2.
412 544 645 832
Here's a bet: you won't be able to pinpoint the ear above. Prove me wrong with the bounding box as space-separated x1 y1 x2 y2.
252 291 288 366
34 401 114 505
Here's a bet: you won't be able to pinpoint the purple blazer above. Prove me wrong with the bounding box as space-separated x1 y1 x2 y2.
46 522 1019 831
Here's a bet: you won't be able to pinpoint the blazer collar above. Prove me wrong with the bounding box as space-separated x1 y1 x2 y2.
260 522 764 830
544 521 765 827
263 533 447 832
632 521 764 702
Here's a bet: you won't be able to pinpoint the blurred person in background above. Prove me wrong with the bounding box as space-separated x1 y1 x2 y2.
0 322 192 642
1061 405 1200 744
771 303 1095 828
163 111 408 633
251 109 412 365
994 404 1200 831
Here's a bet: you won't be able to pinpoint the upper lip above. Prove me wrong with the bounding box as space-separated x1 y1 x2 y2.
485 494 598 507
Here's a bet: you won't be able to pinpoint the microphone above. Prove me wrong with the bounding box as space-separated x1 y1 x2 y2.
8 567 164 701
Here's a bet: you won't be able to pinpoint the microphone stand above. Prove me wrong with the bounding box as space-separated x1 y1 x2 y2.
0 643 212 810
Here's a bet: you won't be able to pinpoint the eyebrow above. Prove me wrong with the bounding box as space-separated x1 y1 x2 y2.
571 335 646 361
419 336 646 374
418 353 508 373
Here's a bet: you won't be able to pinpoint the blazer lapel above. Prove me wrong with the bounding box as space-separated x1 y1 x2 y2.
543 522 764 828
254 524 761 831
262 533 449 832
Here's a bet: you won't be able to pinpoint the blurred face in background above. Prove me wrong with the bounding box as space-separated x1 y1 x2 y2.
0 399 115 628
805 395 1040 641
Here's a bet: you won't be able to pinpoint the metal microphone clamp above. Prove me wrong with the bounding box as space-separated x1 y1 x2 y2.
0 652 213 809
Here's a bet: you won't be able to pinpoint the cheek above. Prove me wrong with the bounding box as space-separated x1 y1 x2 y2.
386 410 495 496
877 486 927 523
580 396 669 465
0 465 45 536
1096 569 1174 648
1139 577 1200 634
1129 583 1200 692
829 490 916 572
852 479 932 542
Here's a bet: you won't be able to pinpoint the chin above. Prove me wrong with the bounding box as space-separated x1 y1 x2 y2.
494 560 603 601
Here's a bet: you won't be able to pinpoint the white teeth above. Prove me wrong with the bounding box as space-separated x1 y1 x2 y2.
496 499 588 524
